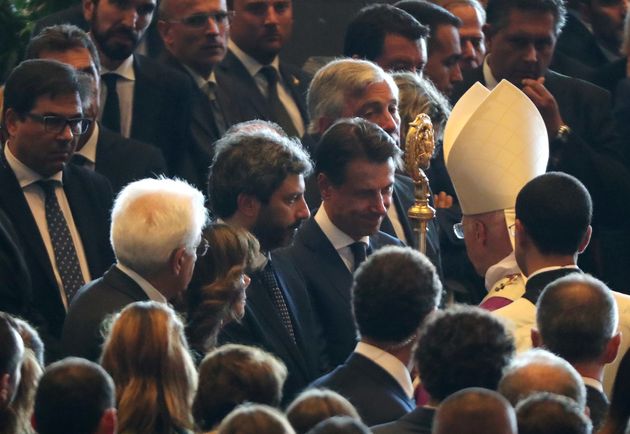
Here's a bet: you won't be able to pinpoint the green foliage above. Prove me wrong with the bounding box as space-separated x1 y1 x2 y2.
0 0 77 83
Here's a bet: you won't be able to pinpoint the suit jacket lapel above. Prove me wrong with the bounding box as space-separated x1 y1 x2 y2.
131 56 160 139
219 51 269 119
279 63 308 123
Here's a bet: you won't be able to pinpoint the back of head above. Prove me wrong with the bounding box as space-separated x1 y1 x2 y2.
484 0 566 36
352 246 441 344
395 0 462 51
516 172 592 256
34 357 115 434
315 117 402 187
208 130 312 218
286 389 360 434
344 4 428 61
537 273 618 364
110 177 208 276
0 315 24 409
516 392 592 434
218 403 295 434
100 301 197 434
415 305 515 402
3 59 87 122
306 416 371 434
193 344 288 431
499 348 587 409
433 388 517 434
307 58 396 134
25 24 101 72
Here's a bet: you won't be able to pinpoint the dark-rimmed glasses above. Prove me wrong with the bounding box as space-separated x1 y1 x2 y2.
25 113 92 135
166 11 234 29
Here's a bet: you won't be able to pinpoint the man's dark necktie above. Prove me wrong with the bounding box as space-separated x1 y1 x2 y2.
259 65 299 137
260 260 296 343
101 73 121 133
205 81 227 136
349 241 368 272
38 180 85 302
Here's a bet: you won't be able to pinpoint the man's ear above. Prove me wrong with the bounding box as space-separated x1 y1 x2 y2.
482 23 494 48
169 246 188 275
96 408 117 434
0 373 10 408
83 0 95 22
603 332 621 364
473 219 487 244
3 108 20 138
318 172 333 201
577 225 592 254
236 193 261 219
531 328 542 348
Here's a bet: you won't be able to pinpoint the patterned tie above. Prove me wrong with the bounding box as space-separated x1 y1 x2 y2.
38 180 85 302
260 260 296 343
259 65 299 137
349 241 368 272
101 73 121 133
205 81 227 136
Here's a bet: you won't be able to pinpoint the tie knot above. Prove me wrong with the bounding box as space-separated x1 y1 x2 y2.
349 241 368 271
259 65 278 86
102 73 119 87
38 180 60 197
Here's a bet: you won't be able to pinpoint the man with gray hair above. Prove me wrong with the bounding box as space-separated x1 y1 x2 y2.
498 348 587 411
208 126 326 400
62 177 208 361
533 273 620 429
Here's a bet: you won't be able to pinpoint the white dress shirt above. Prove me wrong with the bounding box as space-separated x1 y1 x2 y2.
115 262 167 303
355 341 415 399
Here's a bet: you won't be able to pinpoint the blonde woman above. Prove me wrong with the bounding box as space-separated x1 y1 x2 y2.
100 301 197 434
186 223 260 357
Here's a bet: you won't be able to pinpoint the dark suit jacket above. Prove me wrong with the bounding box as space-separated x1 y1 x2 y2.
555 13 609 69
310 352 415 426
218 252 327 402
0 156 115 361
0 208 32 318
216 50 311 132
61 265 149 361
84 125 167 194
128 55 196 182
283 217 403 366
586 383 609 431
371 406 435 434
523 267 582 305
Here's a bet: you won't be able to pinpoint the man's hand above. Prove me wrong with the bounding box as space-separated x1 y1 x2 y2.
521 77 564 138
433 191 453 209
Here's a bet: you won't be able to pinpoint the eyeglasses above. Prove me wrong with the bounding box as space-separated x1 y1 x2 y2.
453 222 464 239
196 237 210 257
166 11 234 29
25 113 92 135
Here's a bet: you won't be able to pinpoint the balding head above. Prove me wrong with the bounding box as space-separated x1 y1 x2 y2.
499 349 586 410
516 392 591 434
433 388 517 434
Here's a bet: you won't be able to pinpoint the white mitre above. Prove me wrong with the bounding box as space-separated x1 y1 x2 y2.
444 80 549 219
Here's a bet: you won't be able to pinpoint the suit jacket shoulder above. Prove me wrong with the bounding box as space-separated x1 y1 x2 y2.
62 265 149 361
371 406 436 434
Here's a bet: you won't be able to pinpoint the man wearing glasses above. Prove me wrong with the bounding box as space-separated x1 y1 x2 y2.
158 0 232 183
0 59 115 361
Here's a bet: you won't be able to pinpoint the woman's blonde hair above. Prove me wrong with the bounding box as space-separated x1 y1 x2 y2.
186 223 260 355
100 301 197 434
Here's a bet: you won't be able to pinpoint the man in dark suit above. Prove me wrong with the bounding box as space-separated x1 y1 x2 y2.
83 0 196 182
1 59 115 360
26 24 167 194
208 125 327 401
157 0 232 186
62 177 209 361
373 306 515 434
0 209 32 320
216 0 309 137
451 0 630 295
533 273 620 431
286 118 406 366
310 246 442 426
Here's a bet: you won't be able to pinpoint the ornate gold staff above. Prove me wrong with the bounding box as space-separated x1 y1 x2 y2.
404 113 436 254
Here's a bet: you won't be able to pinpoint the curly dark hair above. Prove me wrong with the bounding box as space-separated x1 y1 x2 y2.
415 305 515 401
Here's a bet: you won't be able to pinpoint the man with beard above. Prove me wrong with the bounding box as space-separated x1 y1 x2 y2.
215 0 310 137
83 0 197 183
285 118 404 367
207 124 327 401
0 59 114 360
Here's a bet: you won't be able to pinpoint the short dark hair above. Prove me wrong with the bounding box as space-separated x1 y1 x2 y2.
192 344 288 431
0 316 22 378
34 357 115 434
286 389 360 434
537 273 617 364
415 305 515 401
352 246 442 343
344 4 429 61
307 416 371 434
315 117 402 186
3 59 88 120
516 392 591 434
516 172 592 256
208 130 312 218
395 0 462 53
485 0 566 36
25 24 101 72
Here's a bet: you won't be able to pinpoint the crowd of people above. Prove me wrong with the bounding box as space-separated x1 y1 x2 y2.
2 0 630 433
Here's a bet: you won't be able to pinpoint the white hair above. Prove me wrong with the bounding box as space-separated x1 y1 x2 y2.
110 177 209 275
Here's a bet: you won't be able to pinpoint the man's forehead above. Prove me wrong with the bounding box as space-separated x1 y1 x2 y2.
345 82 398 110
39 49 96 72
502 9 556 33
172 0 225 14
108 0 156 9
